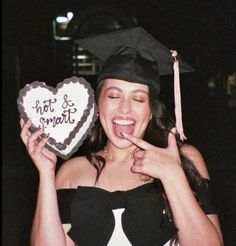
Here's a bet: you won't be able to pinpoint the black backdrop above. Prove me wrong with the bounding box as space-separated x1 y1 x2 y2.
3 0 236 245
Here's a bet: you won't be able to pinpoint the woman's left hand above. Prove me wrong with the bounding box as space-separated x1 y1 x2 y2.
122 131 182 181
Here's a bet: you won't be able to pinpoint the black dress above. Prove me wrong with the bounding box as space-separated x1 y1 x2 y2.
57 179 217 246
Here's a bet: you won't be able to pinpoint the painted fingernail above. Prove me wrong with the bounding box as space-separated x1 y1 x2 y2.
121 132 127 137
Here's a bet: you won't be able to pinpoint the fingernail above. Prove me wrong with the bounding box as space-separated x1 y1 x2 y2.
170 127 177 134
43 133 49 139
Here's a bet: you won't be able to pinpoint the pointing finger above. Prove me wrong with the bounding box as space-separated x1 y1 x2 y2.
121 132 152 150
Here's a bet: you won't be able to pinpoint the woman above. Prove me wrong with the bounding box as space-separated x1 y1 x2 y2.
20 27 223 245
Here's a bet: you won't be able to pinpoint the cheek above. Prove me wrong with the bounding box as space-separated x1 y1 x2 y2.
98 98 114 119
138 104 152 121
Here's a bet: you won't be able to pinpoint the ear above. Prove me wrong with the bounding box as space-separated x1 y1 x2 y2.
149 113 153 121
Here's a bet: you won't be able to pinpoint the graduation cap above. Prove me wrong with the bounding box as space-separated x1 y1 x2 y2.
75 27 194 140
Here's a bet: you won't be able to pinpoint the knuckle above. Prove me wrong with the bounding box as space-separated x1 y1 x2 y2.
132 165 139 172
138 165 144 173
136 139 142 147
35 146 41 153
28 149 34 156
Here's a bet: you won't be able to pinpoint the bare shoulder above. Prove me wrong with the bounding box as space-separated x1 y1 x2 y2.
181 144 210 179
55 156 96 189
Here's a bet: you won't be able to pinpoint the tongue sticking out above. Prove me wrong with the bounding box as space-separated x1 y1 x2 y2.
113 124 135 138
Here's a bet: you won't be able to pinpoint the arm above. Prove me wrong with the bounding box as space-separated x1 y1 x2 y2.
31 170 68 246
20 119 73 246
122 132 223 246
161 147 223 246
177 144 223 244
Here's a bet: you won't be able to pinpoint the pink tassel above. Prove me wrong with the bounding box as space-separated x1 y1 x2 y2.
171 50 187 141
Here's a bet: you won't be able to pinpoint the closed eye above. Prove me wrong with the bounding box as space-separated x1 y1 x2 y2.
108 96 121 99
134 99 144 102
133 97 146 102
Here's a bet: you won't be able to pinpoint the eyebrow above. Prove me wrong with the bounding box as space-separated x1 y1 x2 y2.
104 86 149 95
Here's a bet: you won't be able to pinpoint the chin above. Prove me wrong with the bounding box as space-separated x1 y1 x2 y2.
108 135 133 149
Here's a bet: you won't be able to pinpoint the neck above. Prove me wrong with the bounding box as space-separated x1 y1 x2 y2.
103 142 136 163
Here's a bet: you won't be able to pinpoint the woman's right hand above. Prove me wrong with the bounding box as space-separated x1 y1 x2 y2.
20 119 57 174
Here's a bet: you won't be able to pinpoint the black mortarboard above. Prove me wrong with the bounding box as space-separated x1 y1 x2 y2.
75 27 194 92
75 27 194 140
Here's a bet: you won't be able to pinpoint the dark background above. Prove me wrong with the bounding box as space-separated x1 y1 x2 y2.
3 0 236 245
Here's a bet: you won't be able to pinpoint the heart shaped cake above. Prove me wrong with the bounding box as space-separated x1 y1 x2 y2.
17 76 98 159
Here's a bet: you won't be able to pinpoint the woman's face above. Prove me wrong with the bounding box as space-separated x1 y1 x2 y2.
98 79 152 148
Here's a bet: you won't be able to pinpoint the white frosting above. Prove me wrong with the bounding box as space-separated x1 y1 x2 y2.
53 103 96 156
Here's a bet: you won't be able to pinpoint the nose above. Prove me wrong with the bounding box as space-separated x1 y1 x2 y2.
118 98 132 114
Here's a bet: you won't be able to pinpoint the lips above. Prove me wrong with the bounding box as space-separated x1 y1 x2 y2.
112 118 135 138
